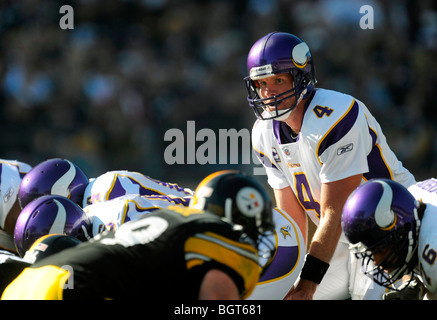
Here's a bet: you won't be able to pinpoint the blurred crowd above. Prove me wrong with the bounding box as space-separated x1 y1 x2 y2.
0 0 436 188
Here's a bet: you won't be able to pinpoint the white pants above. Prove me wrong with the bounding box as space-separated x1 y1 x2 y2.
313 241 387 300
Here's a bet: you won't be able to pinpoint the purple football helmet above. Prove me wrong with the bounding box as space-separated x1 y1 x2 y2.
18 158 89 209
342 179 422 289
244 32 316 120
14 195 92 257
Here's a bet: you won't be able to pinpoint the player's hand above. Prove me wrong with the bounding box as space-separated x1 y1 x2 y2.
383 278 422 300
283 279 317 300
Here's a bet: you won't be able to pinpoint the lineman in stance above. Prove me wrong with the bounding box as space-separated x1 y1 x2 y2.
342 178 437 300
2 171 276 300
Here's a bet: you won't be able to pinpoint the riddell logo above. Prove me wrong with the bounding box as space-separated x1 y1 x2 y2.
163 121 266 175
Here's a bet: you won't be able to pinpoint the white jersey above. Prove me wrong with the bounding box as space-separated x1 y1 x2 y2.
0 159 32 252
252 88 416 226
247 207 305 300
408 178 437 208
408 178 437 297
84 193 190 237
82 170 194 208
0 160 32 178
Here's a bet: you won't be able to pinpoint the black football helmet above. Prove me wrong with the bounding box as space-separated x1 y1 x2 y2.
23 234 82 263
190 170 275 263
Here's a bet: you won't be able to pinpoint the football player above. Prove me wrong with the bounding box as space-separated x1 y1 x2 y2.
189 171 306 300
2 171 276 300
342 178 437 300
0 234 81 295
85 175 305 300
84 193 191 236
18 158 89 209
18 158 194 209
14 195 92 257
0 159 32 254
244 31 416 299
14 191 190 255
82 169 193 208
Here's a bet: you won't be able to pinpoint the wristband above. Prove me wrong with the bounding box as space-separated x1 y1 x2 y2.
300 254 330 284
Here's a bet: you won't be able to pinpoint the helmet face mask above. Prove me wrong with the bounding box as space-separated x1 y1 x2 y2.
352 229 415 289
244 32 316 121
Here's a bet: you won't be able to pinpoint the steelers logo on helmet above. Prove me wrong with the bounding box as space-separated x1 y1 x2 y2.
235 187 264 220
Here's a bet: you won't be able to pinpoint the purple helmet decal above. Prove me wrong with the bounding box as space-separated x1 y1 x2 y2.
14 195 92 257
18 158 89 209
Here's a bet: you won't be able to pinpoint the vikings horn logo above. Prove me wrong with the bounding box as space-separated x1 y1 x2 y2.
280 225 292 239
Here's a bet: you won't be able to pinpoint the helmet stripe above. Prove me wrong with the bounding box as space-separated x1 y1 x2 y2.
374 180 396 230
50 161 76 197
48 199 67 234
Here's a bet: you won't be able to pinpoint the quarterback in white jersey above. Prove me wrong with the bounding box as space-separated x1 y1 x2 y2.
82 170 194 208
245 32 415 299
252 89 415 227
0 160 32 253
84 193 191 236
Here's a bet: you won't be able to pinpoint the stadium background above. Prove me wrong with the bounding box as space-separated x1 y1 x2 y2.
1 0 436 192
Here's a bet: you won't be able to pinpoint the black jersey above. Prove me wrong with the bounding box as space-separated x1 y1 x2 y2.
2 206 261 300
0 253 31 295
